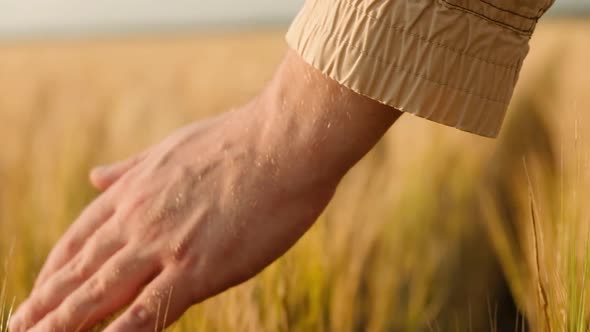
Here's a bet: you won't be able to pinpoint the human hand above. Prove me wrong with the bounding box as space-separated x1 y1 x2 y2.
10 50 401 332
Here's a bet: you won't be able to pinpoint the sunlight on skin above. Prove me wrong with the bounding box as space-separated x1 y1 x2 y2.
9 50 402 332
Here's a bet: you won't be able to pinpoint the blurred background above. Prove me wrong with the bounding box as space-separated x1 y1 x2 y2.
0 0 586 38
0 1 589 331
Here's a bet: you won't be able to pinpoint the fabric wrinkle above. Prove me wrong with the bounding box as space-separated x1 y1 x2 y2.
286 0 553 137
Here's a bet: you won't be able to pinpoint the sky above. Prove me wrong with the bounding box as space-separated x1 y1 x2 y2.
0 0 584 38
0 0 304 37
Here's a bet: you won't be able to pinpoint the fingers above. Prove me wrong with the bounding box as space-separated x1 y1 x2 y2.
10 224 126 331
104 270 192 332
34 194 115 290
27 245 160 332
90 152 147 191
35 152 146 287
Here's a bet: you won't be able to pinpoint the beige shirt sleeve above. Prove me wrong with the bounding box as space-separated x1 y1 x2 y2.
286 0 555 137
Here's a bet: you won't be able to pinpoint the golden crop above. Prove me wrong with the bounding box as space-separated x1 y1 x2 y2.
1 20 589 331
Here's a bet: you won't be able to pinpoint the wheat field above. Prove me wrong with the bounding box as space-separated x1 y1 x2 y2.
0 20 589 331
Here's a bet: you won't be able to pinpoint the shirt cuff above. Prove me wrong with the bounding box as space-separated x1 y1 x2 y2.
286 0 536 138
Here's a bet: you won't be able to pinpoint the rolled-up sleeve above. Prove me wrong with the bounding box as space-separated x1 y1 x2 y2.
286 0 555 137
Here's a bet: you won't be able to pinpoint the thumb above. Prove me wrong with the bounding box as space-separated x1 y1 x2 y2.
90 152 147 191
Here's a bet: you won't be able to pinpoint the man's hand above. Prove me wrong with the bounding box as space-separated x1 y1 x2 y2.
9 50 401 332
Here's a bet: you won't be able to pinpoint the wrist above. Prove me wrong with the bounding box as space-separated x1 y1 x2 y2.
255 50 402 183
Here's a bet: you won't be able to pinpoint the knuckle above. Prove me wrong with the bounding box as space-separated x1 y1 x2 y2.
108 259 129 282
85 277 108 304
128 303 153 328
117 195 148 220
62 239 80 257
81 242 99 261
141 224 162 243
168 238 191 265
59 300 79 322
146 286 169 311
44 312 68 331
70 257 92 282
